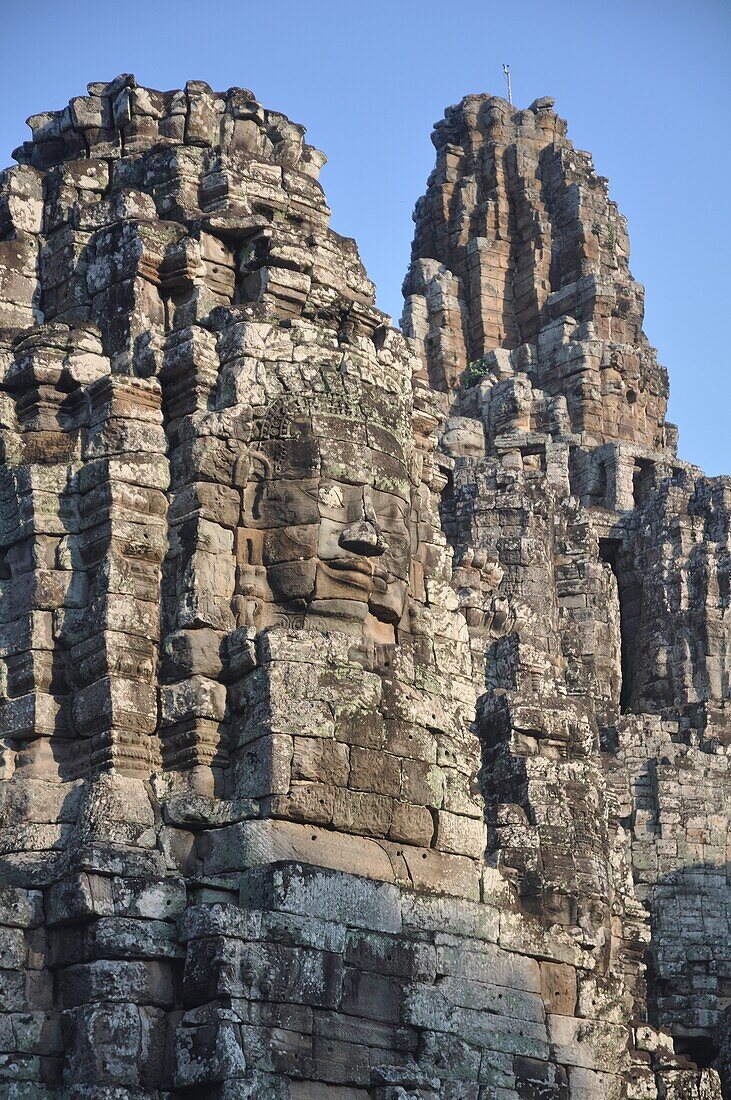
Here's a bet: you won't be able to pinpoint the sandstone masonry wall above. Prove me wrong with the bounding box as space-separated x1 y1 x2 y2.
404 92 730 1092
0 77 726 1099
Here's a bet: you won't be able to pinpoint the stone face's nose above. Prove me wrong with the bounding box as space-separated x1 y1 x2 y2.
338 518 383 556
339 495 386 556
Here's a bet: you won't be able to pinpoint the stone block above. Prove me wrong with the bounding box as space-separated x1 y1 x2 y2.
0 887 42 929
233 733 293 798
7 1010 63 1056
401 894 500 943
405 983 550 1059
111 877 187 919
291 736 349 786
202 818 399 884
89 917 184 960
178 903 262 943
45 874 114 927
437 975 546 1022
61 1003 166 1088
435 811 486 858
540 960 577 1016
435 941 541 993
174 1019 247 1088
546 1014 630 1072
332 788 392 837
289 1083 369 1100
0 968 26 1012
344 930 436 981
389 800 435 846
240 863 403 934
57 960 175 1008
261 910 347 954
348 747 401 796
0 928 27 970
341 969 403 1022
400 847 480 901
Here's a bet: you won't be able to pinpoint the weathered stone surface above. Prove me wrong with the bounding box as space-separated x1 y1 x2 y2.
0 77 726 1097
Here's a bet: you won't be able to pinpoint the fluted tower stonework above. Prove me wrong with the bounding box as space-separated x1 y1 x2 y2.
0 77 727 1098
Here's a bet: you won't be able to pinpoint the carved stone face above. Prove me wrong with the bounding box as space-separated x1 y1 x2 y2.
236 372 412 642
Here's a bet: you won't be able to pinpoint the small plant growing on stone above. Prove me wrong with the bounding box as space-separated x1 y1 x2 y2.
462 357 491 388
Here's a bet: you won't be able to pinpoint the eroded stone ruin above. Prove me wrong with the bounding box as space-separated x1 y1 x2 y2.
0 75 728 1099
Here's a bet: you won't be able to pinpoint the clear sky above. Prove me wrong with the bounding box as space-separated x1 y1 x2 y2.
1 0 729 473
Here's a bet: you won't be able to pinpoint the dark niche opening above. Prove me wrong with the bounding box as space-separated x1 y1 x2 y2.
591 459 608 508
438 465 459 554
632 458 654 508
673 1034 719 1070
718 559 730 610
521 442 547 474
599 537 640 713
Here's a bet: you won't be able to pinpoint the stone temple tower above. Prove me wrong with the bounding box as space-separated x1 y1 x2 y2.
0 77 728 1098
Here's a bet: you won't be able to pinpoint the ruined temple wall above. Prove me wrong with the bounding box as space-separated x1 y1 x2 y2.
0 76 726 1099
618 472 731 726
440 405 731 1062
0 833 674 1099
604 715 731 1042
598 469 731 1045
405 91 731 1078
402 95 669 451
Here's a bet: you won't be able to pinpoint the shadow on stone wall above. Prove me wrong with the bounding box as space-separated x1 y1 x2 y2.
647 861 731 1088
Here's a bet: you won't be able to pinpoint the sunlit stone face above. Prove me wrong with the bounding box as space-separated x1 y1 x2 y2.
236 371 411 643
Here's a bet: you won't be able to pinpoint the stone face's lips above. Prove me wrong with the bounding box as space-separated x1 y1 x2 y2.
324 556 374 576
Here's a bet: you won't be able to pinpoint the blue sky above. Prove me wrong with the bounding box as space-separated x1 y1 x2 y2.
1 0 729 473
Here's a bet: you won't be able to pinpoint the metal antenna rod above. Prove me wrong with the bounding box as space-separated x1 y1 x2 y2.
502 64 512 104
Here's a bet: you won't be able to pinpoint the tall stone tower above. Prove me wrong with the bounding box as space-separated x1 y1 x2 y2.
0 78 727 1098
